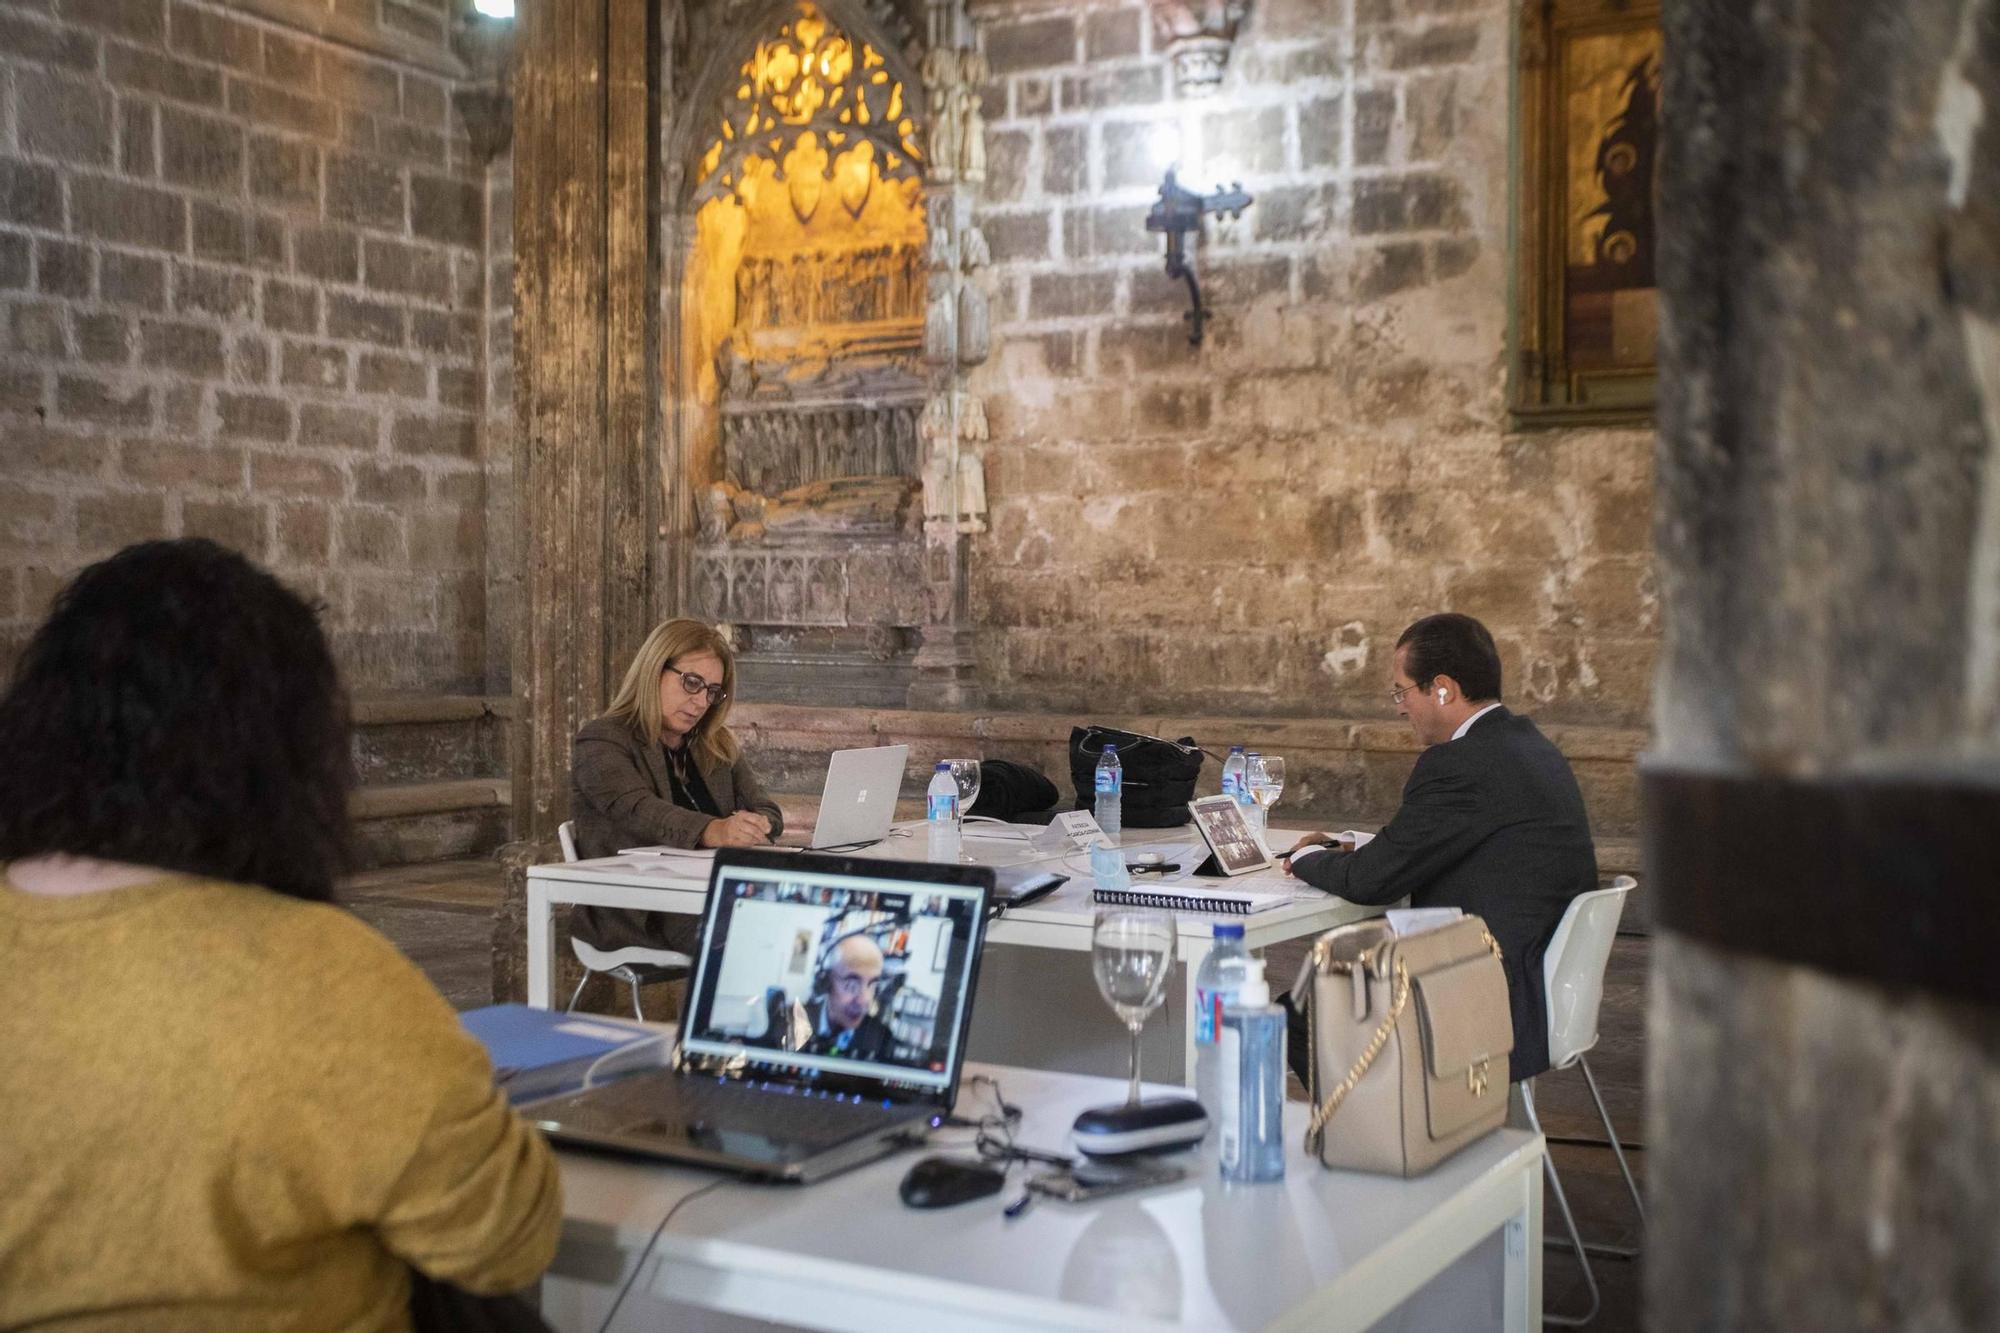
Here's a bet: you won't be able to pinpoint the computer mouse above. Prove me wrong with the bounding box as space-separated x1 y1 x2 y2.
898 1155 1006 1209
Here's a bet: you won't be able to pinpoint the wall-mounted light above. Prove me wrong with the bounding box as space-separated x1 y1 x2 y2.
471 0 514 18
1144 167 1251 347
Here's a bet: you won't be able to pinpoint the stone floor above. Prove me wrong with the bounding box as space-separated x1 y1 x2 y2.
341 857 1646 1331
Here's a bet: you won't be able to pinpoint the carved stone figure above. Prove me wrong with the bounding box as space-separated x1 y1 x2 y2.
699 481 740 543
760 476 919 537
924 270 956 364
922 46 959 184
956 284 989 364
956 48 988 182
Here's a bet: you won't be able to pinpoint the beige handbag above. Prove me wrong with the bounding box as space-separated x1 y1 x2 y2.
1293 915 1513 1176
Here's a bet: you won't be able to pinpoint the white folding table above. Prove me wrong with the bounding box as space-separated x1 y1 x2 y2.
538 1060 1544 1332
524 824 1384 1083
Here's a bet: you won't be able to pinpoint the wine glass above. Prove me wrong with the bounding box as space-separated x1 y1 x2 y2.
948 758 982 860
1247 754 1285 843
1091 908 1176 1107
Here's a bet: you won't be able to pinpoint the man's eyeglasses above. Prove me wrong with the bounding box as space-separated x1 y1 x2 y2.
831 971 880 997
669 669 726 705
1388 682 1424 706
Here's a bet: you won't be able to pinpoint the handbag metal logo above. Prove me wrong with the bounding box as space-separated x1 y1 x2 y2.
1467 1058 1491 1098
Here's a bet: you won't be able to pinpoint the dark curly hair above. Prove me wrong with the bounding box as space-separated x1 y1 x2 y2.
0 540 352 900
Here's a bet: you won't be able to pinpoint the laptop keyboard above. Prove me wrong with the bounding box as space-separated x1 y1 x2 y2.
538 1069 924 1151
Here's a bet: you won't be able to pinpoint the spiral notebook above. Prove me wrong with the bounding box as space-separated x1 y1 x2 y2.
1090 884 1292 914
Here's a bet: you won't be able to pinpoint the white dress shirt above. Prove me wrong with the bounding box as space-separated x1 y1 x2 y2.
1451 702 1503 741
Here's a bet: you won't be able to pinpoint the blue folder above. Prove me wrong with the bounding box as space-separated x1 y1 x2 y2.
459 1003 655 1104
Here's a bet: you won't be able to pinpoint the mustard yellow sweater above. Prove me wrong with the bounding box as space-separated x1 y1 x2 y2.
0 871 563 1331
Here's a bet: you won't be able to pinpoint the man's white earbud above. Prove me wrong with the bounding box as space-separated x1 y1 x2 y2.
1437 690 1447 703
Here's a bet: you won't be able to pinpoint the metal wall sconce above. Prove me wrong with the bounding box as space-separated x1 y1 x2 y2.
1144 167 1252 347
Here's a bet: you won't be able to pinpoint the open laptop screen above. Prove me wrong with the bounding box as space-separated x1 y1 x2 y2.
679 858 987 1100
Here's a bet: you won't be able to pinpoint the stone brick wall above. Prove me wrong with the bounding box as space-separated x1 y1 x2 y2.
0 0 512 694
967 0 1657 729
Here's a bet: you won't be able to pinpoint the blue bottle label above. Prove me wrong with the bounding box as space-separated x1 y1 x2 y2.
1095 768 1120 794
1195 988 1221 1044
927 792 957 821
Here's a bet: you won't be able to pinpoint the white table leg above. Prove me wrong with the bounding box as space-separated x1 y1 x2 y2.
527 877 554 1010
1179 934 1212 1090
1502 1144 1544 1333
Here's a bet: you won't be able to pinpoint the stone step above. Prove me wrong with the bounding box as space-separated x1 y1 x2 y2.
350 694 513 869
352 693 511 787
351 778 511 870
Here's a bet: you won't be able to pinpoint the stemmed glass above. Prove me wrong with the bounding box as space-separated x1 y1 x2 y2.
1246 754 1285 844
1091 908 1176 1107
948 758 982 861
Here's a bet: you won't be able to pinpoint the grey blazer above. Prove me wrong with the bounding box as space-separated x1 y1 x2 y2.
568 714 783 953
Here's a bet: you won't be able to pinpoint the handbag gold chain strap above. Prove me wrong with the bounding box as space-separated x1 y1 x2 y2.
1304 930 1502 1155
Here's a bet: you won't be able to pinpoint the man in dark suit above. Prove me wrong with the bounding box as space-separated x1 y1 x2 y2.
1282 613 1597 1081
750 934 898 1063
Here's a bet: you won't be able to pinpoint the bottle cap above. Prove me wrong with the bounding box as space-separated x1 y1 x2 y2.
1237 958 1270 1007
1102 744 1118 754
1213 922 1244 940
934 761 951 771
1229 745 1244 753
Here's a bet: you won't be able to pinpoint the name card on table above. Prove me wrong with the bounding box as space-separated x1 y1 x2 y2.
1053 810 1108 849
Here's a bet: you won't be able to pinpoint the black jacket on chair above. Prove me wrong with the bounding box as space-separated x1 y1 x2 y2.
1289 706 1597 1081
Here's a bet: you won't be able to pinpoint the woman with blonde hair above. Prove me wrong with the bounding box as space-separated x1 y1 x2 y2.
570 618 782 954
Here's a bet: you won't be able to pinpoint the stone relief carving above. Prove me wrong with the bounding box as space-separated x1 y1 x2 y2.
735 245 926 333
922 46 962 186
693 2 922 208
918 389 987 532
674 0 985 672
1147 0 1250 97
954 47 987 182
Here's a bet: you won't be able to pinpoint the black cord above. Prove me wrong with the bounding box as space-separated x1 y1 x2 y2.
595 1177 731 1333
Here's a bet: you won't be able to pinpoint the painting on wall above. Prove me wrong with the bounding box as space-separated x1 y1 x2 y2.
1512 1 1662 425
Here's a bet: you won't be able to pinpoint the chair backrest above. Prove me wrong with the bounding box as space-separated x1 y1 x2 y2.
1542 876 1634 1070
557 819 579 863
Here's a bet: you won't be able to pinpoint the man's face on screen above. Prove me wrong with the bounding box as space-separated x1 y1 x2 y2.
826 935 885 1030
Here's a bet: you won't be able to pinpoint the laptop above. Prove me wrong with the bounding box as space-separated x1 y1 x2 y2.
804 744 909 849
527 847 994 1183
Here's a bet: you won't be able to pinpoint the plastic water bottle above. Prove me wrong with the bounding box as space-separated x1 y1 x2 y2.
926 761 960 862
1193 923 1252 1118
1221 745 1248 803
1220 957 1286 1184
1093 744 1123 842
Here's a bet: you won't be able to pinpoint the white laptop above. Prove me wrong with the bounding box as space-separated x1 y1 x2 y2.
805 744 909 849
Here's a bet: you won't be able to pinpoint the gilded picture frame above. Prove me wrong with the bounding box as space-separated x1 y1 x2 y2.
1510 0 1662 427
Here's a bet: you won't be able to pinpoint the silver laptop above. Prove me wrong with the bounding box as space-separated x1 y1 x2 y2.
527 848 994 1182
805 744 909 849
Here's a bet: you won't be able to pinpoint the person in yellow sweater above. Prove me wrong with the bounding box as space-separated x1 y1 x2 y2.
0 540 562 1331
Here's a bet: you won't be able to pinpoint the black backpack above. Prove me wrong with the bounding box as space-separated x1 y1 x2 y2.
1067 726 1206 828
965 758 1061 822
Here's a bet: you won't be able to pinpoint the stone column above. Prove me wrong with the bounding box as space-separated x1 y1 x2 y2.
497 0 660 1000
1647 2 2000 1328
909 2 989 710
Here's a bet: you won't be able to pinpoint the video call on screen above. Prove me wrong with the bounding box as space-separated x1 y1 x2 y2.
683 871 982 1092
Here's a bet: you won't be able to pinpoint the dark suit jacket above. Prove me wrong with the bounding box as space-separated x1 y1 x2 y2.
1290 706 1596 1080
568 715 783 954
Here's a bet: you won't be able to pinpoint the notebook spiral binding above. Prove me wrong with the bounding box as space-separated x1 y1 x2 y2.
1091 887 1256 913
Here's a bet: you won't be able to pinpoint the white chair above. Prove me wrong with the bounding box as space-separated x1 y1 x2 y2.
1516 875 1644 1328
557 820 691 1021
